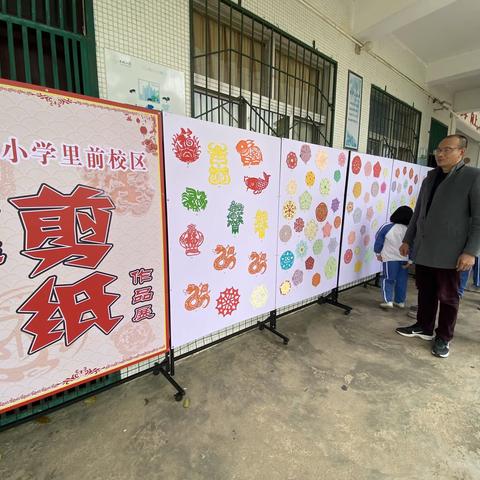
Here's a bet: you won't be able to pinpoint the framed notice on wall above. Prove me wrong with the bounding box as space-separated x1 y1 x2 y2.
0 80 170 413
344 71 363 150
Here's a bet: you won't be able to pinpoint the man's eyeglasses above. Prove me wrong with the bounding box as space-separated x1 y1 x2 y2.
433 147 461 155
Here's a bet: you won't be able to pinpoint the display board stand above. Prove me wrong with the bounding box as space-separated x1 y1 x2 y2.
318 288 352 315
258 310 290 345
152 350 185 401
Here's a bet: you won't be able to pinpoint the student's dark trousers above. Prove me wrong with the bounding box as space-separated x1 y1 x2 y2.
416 264 460 341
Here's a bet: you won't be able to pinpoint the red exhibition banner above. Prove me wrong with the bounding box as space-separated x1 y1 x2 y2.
0 80 170 413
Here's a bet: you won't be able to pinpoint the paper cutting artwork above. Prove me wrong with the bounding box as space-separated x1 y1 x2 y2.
248 252 267 274
286 152 298 169
280 280 291 295
215 287 240 316
250 284 268 308
163 113 280 347
213 245 237 270
236 140 263 166
300 144 311 163
244 172 270 194
208 143 230 185
276 141 348 307
388 160 423 214
338 153 393 287
181 187 208 212
227 201 244 234
280 250 295 270
184 283 211 311
254 210 268 239
172 128 201 164
179 224 204 256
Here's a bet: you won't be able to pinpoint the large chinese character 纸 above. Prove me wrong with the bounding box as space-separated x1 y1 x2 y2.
18 272 123 354
9 184 115 278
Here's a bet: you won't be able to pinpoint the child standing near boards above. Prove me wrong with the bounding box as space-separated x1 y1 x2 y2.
374 206 414 309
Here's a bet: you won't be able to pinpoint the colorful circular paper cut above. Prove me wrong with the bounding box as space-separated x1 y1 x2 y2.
305 220 318 241
294 217 305 233
280 280 291 295
280 250 295 270
305 256 315 270
292 269 304 286
316 150 328 170
287 179 297 195
250 285 268 308
364 161 373 177
353 182 362 198
305 171 316 187
283 200 297 219
319 178 331 195
352 155 362 174
279 225 292 242
344 249 353 264
315 202 328 222
300 144 312 163
324 256 338 279
299 191 313 210
313 239 323 255
286 152 298 169
296 240 308 258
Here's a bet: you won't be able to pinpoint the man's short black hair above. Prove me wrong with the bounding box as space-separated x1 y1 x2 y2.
444 134 468 149
390 205 413 226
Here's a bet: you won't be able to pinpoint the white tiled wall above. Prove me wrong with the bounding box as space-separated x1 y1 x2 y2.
92 0 450 161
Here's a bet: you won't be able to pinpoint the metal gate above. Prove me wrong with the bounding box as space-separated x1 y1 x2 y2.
0 0 98 96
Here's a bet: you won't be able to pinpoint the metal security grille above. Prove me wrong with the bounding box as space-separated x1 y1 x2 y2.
191 0 337 145
367 86 421 163
0 0 98 96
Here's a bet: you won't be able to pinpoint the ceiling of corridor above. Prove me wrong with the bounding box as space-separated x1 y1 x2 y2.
352 0 480 113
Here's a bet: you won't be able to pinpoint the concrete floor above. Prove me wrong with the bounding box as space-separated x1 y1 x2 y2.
1 281 480 480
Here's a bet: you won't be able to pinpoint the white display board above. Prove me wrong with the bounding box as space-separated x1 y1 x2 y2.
388 160 424 214
163 113 281 347
105 48 186 114
276 140 348 307
338 153 393 287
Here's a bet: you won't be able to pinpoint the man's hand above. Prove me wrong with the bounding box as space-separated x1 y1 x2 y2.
399 242 410 257
376 254 383 262
456 253 475 272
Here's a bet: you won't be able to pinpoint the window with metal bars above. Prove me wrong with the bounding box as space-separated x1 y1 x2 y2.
0 0 98 96
367 86 421 163
191 0 337 145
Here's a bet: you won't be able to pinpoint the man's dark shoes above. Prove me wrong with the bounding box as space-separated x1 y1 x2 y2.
432 337 450 358
395 323 434 340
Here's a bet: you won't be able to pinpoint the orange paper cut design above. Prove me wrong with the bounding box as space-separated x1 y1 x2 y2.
184 283 211 311
248 252 267 274
236 140 263 166
213 245 237 270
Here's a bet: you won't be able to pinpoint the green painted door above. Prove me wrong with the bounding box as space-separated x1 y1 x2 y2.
428 118 448 167
0 0 98 97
